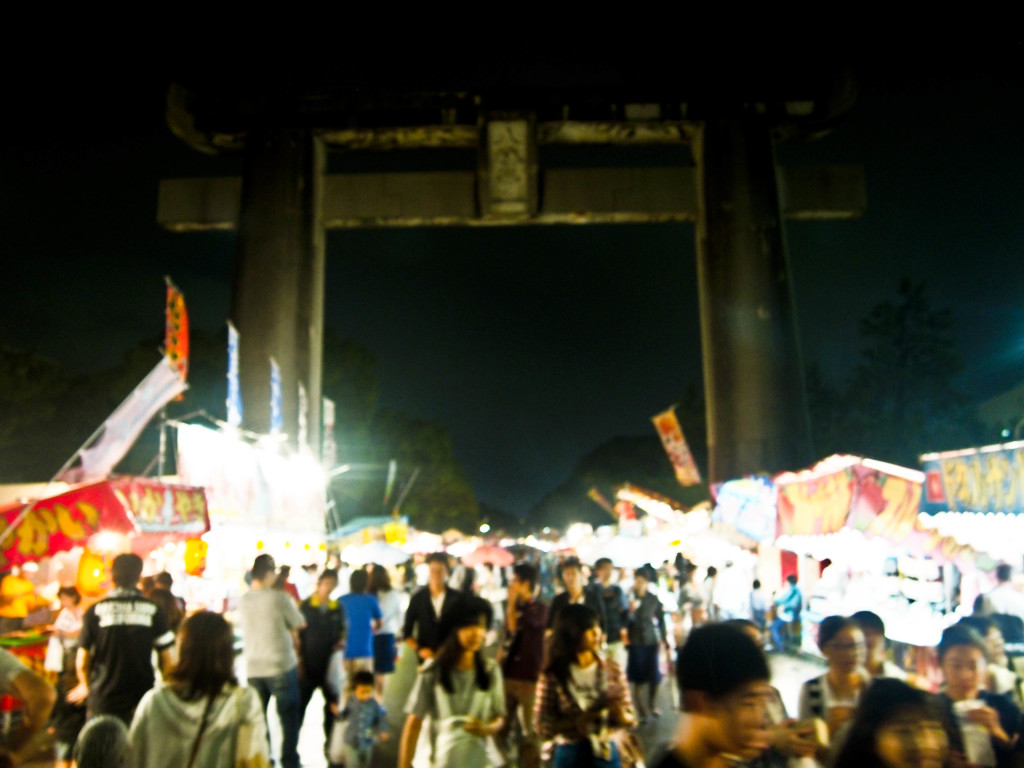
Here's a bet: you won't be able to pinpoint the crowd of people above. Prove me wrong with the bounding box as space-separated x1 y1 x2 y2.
4 550 1024 768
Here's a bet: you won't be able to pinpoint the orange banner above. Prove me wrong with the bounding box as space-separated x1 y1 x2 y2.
652 407 702 486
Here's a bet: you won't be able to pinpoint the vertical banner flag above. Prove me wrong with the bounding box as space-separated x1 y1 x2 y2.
322 397 337 466
78 357 187 481
226 322 242 427
652 406 702 487
270 358 283 436
297 381 308 448
587 487 616 515
164 277 189 387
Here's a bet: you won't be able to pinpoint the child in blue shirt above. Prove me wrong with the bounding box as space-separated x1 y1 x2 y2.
330 670 387 768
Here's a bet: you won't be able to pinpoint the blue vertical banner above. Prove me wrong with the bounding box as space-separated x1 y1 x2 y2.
226 322 242 427
270 357 283 436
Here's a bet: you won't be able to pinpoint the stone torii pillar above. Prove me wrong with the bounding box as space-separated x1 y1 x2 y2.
695 117 813 483
232 128 325 451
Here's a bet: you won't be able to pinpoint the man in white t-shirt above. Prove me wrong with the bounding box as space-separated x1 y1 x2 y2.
239 553 306 768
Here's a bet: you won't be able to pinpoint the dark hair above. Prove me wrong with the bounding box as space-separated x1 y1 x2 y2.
352 669 375 689
957 615 994 638
251 554 276 581
544 603 600 689
149 588 183 633
676 623 769 706
111 553 143 588
851 610 886 635
168 611 238 701
155 571 173 589
938 623 987 662
368 564 392 594
786 574 797 585
706 566 718 578
752 579 761 590
817 615 859 650
318 568 339 585
512 562 538 591
58 585 81 605
832 678 954 768
594 557 613 569
634 564 656 582
996 563 1013 583
558 557 583 580
350 569 368 593
425 552 449 569
73 714 130 768
434 595 493 693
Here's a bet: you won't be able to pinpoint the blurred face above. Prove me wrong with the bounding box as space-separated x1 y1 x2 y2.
457 618 488 654
317 576 337 600
634 574 649 595
511 576 532 601
862 627 886 663
579 622 602 654
823 626 866 674
595 563 613 584
704 681 774 761
941 644 985 701
875 711 949 768
984 626 1006 663
428 561 448 590
561 566 582 594
354 684 375 702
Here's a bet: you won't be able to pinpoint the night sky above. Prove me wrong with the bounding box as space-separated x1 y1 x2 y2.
3 56 1024 516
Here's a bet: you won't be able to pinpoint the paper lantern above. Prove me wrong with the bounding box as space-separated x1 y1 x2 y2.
184 538 208 576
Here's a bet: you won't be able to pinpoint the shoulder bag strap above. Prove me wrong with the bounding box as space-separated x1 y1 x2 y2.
185 694 216 768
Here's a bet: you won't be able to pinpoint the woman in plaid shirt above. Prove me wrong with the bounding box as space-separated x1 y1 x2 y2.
534 604 636 767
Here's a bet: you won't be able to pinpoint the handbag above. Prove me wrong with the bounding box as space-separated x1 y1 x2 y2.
234 687 271 768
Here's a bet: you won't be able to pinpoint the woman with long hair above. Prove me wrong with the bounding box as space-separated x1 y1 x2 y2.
535 603 636 768
128 611 269 768
368 563 403 697
832 678 955 768
399 595 506 768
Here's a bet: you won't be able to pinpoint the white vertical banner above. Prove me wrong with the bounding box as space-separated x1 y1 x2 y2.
322 397 337 467
226 322 242 427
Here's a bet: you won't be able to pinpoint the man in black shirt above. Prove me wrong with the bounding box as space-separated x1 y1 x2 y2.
546 556 607 635
298 568 345 740
67 553 174 725
655 623 773 768
402 552 462 662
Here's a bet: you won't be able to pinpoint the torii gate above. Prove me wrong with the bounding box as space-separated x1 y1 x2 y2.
158 74 863 487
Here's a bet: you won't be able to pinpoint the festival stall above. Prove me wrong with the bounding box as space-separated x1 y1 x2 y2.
772 454 999 687
0 477 209 674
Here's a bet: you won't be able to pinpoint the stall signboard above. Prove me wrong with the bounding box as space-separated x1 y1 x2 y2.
713 476 777 542
775 455 998 573
176 423 326 533
920 441 1024 516
776 456 857 536
0 481 136 567
109 477 209 536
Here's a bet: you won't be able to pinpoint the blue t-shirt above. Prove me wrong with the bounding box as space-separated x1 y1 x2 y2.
340 593 382 659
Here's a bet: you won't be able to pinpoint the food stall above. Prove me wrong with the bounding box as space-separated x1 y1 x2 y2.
0 477 209 675
773 454 998 688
